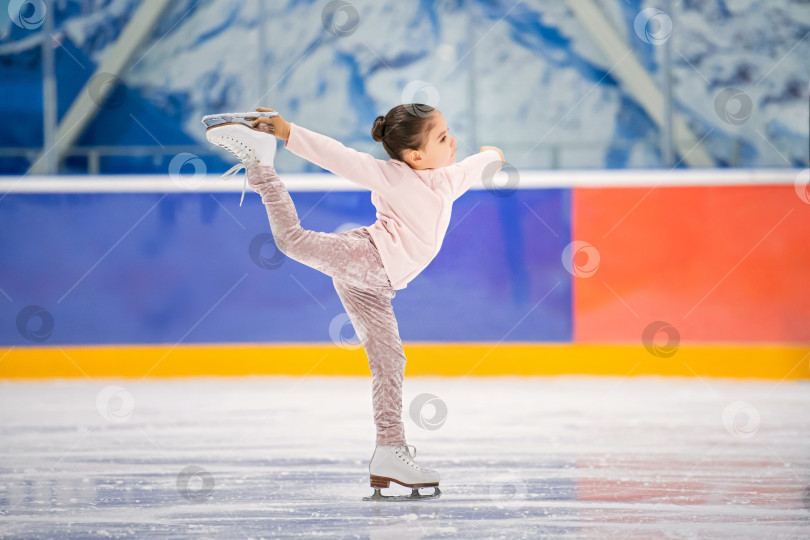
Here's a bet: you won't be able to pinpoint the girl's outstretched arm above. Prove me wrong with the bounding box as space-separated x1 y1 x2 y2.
246 107 391 192
480 145 505 164
441 146 505 201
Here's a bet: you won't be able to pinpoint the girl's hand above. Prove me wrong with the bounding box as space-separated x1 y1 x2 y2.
481 145 504 163
245 107 292 140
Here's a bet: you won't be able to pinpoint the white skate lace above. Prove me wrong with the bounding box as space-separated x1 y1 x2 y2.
396 444 429 472
213 135 257 207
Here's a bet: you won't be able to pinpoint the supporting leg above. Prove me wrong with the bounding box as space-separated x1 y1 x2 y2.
332 278 407 447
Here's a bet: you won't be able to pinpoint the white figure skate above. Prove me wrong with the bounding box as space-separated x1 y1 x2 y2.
204 121 277 206
201 111 278 129
363 445 441 501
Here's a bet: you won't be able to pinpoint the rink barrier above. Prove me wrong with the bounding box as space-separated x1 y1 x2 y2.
0 343 807 380
2 169 809 378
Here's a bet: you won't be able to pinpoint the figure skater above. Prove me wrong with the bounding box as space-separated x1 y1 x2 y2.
204 105 504 501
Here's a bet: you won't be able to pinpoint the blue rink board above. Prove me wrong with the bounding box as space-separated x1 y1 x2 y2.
0 189 572 346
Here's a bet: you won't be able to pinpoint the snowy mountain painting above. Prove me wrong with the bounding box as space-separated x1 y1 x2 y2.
0 0 808 174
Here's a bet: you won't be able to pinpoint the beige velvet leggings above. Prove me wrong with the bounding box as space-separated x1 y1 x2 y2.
247 165 407 447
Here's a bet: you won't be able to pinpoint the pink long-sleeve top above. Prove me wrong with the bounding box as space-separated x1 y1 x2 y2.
284 122 503 291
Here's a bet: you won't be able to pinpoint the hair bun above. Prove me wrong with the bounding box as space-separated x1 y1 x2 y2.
371 115 386 142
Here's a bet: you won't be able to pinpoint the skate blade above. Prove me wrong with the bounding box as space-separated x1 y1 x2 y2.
201 111 278 128
205 121 274 135
362 486 441 502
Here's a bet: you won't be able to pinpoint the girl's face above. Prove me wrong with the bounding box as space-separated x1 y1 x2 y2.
403 111 457 170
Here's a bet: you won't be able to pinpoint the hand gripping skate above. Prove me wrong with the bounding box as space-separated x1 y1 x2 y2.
363 445 441 502
201 111 279 129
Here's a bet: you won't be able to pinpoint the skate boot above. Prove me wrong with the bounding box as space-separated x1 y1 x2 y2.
204 121 277 206
363 444 441 501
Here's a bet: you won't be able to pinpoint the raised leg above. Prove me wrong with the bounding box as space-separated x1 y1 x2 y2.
246 165 391 290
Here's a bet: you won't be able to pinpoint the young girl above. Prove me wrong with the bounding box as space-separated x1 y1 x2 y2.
205 105 504 500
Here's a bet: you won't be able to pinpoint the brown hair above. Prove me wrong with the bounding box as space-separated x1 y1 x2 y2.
371 104 436 161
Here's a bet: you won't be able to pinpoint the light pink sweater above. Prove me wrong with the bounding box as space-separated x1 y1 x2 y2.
284 122 503 291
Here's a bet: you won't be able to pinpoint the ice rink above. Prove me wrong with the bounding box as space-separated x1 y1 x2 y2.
1 375 808 539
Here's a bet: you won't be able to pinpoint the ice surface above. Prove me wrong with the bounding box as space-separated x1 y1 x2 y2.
1 375 808 539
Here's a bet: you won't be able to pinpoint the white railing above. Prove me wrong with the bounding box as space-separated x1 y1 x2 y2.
0 169 802 194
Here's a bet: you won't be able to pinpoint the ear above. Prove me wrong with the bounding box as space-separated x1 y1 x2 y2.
404 149 422 167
